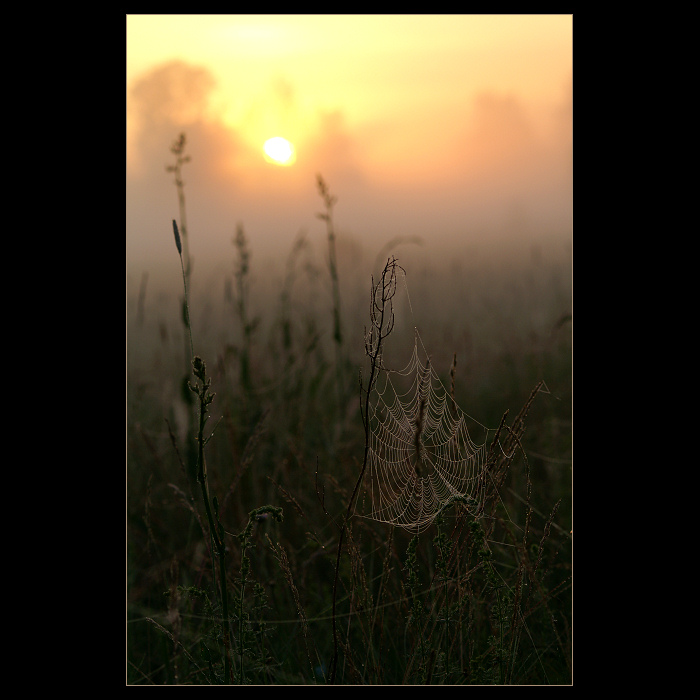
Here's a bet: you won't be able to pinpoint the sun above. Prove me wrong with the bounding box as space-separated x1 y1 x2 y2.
263 137 296 166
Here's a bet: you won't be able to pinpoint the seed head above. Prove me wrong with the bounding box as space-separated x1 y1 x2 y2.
172 219 182 255
192 355 206 380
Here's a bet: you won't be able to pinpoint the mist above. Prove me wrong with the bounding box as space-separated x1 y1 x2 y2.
126 59 572 303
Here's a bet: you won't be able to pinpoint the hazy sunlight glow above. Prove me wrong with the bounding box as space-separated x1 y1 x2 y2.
126 15 572 271
263 137 296 166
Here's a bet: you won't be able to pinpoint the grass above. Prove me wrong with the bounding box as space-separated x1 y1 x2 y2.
126 139 572 685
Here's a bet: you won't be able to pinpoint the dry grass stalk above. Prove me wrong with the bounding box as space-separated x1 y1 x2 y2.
266 536 322 682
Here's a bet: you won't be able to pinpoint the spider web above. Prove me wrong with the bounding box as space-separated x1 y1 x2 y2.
355 328 495 533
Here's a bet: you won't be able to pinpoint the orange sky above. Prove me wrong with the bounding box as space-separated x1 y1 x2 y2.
126 14 572 286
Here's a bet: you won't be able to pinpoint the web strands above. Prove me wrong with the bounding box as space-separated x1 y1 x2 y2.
357 331 492 533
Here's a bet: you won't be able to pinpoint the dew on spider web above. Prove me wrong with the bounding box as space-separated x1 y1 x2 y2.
356 327 496 533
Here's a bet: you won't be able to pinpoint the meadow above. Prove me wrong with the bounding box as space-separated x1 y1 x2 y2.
126 144 572 685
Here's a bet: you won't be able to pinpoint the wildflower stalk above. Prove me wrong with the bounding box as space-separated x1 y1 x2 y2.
167 134 198 484
316 175 343 348
316 175 344 416
236 507 284 683
231 224 258 398
172 221 231 682
328 257 400 684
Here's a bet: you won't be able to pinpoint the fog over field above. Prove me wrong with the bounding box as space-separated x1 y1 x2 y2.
126 16 572 300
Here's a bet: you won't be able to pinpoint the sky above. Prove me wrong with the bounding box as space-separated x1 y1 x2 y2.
126 14 572 291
